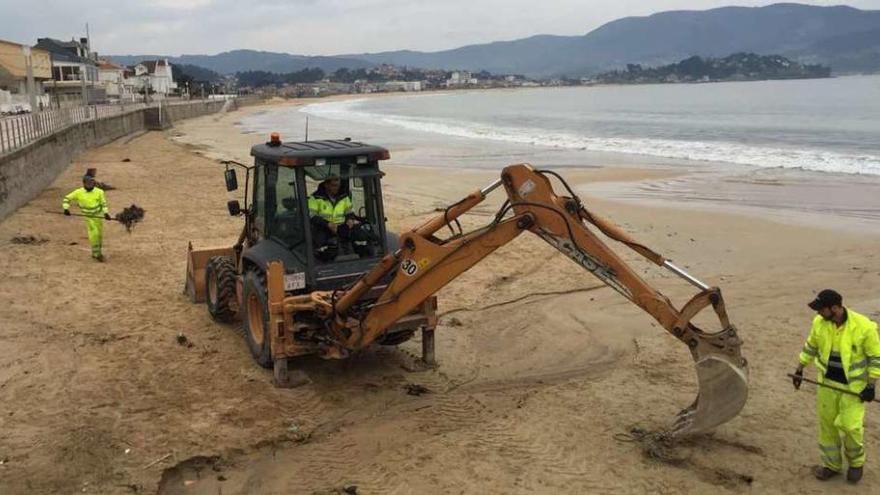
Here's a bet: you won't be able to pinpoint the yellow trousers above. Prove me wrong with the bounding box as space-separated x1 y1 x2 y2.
817 385 866 471
84 218 103 258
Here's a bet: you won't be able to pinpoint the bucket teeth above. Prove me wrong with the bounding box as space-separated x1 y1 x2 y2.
671 353 749 436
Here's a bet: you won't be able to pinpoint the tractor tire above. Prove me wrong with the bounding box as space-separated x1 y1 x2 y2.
205 256 238 323
242 270 273 368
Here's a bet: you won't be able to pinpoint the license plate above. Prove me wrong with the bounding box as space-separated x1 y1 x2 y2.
284 272 306 291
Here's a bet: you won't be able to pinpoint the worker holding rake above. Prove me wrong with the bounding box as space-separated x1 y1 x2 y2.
793 289 880 484
63 174 111 262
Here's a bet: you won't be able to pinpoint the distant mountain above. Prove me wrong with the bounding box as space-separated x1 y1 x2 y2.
794 28 880 72
110 3 880 77
349 3 880 76
346 35 589 76
108 50 371 74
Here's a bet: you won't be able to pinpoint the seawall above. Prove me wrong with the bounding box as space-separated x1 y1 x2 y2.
0 98 251 221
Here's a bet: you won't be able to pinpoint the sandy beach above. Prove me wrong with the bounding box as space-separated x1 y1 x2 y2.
1 97 879 494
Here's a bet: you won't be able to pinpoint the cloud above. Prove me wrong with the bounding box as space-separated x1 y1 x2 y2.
0 0 877 56
150 0 214 9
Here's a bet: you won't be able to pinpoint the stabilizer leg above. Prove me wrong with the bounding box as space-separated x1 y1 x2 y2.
273 358 310 388
421 327 435 366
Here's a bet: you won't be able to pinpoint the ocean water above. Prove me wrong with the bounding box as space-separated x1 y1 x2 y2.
288 76 880 176
237 77 880 226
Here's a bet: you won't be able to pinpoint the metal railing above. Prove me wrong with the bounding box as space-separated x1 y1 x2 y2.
0 99 221 156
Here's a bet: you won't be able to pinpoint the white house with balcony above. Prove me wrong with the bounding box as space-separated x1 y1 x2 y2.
34 37 104 106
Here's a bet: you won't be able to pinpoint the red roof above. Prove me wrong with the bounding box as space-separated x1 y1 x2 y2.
98 61 124 70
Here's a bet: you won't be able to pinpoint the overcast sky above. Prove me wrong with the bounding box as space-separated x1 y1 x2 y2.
1 0 879 56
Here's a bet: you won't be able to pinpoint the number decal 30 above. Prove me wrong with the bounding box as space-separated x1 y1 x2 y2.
401 259 419 276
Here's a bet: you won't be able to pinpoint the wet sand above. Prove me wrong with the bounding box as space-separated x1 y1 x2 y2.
583 164 880 233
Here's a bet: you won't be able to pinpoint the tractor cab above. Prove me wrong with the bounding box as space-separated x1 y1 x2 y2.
188 136 394 301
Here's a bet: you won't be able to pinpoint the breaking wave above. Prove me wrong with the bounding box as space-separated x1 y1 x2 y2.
301 98 880 176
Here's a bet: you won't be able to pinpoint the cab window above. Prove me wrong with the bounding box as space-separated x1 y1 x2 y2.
266 165 306 254
251 162 266 238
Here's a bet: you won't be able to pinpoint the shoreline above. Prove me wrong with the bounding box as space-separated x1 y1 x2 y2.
178 96 880 234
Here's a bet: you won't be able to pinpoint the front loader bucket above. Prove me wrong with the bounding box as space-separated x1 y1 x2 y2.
184 242 235 303
671 350 749 436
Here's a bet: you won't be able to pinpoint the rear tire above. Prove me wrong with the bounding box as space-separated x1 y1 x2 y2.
242 270 273 368
205 256 238 322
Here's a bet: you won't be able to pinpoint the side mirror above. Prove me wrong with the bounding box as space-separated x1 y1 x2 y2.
224 169 238 191
227 200 241 216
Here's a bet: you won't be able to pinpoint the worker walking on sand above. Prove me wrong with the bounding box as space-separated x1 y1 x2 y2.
793 289 880 483
63 174 111 262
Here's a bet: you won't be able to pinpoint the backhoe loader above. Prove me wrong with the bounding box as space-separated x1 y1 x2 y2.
186 135 748 436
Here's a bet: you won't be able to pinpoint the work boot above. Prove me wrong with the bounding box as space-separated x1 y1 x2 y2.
847 466 863 484
813 466 840 480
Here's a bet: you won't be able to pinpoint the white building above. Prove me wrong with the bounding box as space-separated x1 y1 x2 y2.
446 71 472 88
382 81 422 92
130 59 177 97
98 60 136 102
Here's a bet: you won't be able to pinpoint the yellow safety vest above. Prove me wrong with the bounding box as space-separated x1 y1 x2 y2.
62 187 108 217
799 308 880 392
308 194 352 225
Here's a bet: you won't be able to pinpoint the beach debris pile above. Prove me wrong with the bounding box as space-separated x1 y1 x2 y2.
404 383 431 396
614 427 687 465
10 235 49 245
176 333 193 348
314 486 358 495
115 204 146 232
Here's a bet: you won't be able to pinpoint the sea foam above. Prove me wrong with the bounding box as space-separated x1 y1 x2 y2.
299 99 880 176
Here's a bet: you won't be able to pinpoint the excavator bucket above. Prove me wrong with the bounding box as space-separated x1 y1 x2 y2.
659 287 749 437
672 349 749 436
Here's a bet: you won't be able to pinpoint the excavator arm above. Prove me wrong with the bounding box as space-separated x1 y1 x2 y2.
267 163 748 435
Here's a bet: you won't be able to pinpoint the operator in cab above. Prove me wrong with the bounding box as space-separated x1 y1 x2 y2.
308 176 356 261
308 176 377 261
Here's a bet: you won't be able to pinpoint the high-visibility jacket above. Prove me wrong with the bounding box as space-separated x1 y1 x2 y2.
63 187 109 217
308 191 352 226
799 308 880 393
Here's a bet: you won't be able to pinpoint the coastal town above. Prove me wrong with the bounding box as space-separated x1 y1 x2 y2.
1 35 185 114
2 31 836 117
1 32 550 116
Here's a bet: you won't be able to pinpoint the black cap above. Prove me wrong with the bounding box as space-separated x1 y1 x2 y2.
808 289 842 310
